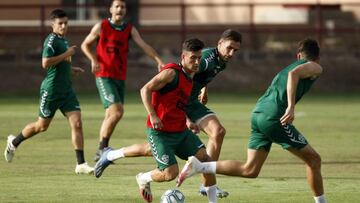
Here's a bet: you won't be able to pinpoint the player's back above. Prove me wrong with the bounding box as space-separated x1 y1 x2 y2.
253 59 316 117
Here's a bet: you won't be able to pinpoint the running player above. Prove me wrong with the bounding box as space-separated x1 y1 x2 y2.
4 9 94 174
81 0 164 161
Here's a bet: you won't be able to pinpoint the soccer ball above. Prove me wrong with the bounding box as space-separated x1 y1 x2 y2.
160 189 185 203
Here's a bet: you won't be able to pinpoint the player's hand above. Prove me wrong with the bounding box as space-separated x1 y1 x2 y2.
72 67 85 76
198 88 208 105
67 45 77 56
186 119 200 134
150 114 163 130
91 59 100 74
280 106 295 125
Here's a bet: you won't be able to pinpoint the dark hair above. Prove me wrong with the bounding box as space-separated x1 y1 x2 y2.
297 38 320 61
50 9 67 20
182 38 205 52
111 0 125 7
220 29 242 43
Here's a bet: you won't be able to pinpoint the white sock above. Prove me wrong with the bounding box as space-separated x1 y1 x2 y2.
314 195 327 203
139 171 153 183
205 185 217 203
199 161 217 174
106 148 124 161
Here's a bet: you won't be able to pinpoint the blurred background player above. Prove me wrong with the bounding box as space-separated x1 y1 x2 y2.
93 29 242 198
177 38 327 203
81 0 164 161
4 9 94 174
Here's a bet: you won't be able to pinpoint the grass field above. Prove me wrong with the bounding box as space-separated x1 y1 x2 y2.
0 93 359 203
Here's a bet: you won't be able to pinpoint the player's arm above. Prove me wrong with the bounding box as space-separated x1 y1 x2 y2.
81 22 101 74
42 45 76 69
280 62 323 125
140 69 176 129
131 27 165 71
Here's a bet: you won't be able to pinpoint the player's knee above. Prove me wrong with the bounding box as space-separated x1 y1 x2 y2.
72 120 83 130
308 152 322 170
36 123 49 132
111 111 123 122
244 169 260 178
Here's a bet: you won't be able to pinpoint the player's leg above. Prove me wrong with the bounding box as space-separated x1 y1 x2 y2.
4 117 52 162
268 121 326 203
4 90 56 163
136 129 180 202
194 148 218 203
175 130 218 202
187 102 228 197
198 115 225 161
95 78 125 160
99 103 123 145
65 110 94 174
288 145 326 203
94 142 152 178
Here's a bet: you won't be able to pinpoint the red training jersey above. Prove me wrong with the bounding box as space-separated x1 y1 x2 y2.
96 19 132 80
147 63 193 132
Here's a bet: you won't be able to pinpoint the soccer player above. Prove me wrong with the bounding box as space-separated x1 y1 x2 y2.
4 9 94 174
100 38 218 203
81 0 164 161
94 29 242 198
177 38 327 203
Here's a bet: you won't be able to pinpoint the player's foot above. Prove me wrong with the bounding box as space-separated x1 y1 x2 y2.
176 156 201 187
75 162 94 174
136 173 153 202
199 185 230 198
94 147 113 178
4 135 16 163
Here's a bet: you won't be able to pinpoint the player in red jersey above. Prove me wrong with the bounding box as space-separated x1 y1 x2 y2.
81 0 164 161
96 38 218 203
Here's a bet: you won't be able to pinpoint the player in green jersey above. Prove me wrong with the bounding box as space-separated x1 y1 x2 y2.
93 29 242 198
4 9 94 174
177 38 327 203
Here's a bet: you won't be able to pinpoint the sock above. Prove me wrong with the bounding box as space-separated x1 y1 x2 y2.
99 137 109 150
75 149 85 165
205 185 217 203
314 195 327 203
106 148 124 161
199 162 217 174
12 133 27 147
140 171 153 183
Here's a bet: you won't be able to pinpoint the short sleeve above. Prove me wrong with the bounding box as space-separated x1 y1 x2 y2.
42 37 56 58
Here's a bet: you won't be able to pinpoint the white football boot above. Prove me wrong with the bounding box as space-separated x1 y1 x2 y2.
75 162 94 174
176 156 201 187
4 135 16 162
136 173 153 202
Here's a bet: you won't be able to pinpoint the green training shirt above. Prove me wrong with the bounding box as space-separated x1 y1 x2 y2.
189 47 227 102
40 33 72 94
253 59 317 118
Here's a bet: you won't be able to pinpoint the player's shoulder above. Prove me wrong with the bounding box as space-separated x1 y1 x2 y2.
44 33 58 46
201 47 217 62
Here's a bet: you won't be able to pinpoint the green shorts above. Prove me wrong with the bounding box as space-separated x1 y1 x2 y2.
147 128 205 170
248 112 308 152
96 77 125 108
185 100 215 124
38 89 80 118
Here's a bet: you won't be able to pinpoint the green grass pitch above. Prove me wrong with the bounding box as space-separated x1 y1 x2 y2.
0 93 359 203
